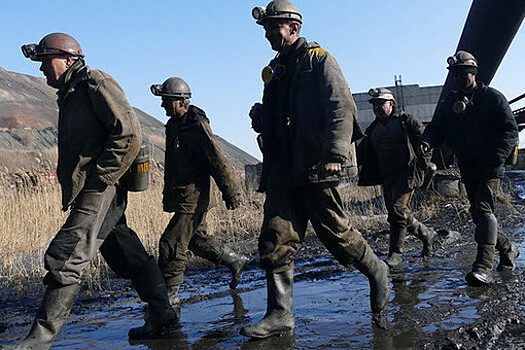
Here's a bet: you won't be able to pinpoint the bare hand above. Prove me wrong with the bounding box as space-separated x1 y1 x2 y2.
318 162 342 180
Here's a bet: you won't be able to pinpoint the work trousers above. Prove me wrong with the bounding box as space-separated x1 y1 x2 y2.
259 183 367 273
44 183 151 286
382 176 413 254
158 211 223 287
463 176 512 250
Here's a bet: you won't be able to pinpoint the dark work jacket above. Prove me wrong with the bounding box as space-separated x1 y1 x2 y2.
357 110 425 189
163 105 240 214
257 37 362 192
421 83 518 180
57 60 142 210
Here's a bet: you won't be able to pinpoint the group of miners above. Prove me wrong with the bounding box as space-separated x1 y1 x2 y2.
3 0 520 348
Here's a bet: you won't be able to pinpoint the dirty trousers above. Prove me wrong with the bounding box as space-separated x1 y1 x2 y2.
44 184 151 285
259 183 367 273
463 177 512 250
158 211 223 287
382 176 413 254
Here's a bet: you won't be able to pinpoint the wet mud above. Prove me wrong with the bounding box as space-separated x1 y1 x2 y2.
1 187 525 349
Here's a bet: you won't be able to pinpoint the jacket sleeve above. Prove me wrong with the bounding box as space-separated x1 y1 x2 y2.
196 120 240 201
313 49 356 163
87 73 142 185
490 89 519 166
405 113 425 147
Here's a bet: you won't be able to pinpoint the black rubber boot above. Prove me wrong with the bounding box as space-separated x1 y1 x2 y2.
466 213 497 287
220 247 250 289
385 225 406 268
407 217 436 257
355 244 391 313
496 228 520 271
128 257 179 340
240 270 294 339
466 244 496 286
7 281 80 350
497 244 520 271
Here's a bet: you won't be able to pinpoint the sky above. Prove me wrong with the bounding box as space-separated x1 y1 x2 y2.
1 1 524 158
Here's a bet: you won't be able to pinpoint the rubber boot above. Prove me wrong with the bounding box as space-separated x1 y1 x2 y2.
220 246 250 289
239 270 294 339
496 229 520 271
384 225 406 268
497 244 520 271
465 213 497 287
128 257 179 340
167 285 181 307
466 244 496 286
355 244 390 314
7 281 81 350
407 217 436 257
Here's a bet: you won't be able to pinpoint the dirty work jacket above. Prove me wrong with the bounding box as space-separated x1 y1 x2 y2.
163 105 240 214
357 110 425 189
56 61 142 210
256 37 362 192
421 83 518 179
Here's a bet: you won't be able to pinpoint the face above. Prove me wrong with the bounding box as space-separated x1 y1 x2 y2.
451 68 477 92
263 20 298 52
161 97 187 118
38 55 70 88
371 99 394 119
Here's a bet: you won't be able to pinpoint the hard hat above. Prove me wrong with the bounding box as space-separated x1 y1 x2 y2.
21 33 84 61
447 50 478 70
368 88 396 103
252 0 302 25
150 77 192 99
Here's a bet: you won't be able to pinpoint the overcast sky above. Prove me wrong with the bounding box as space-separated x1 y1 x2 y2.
2 1 524 157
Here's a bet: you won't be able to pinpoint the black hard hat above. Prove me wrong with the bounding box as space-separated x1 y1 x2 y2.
21 33 84 61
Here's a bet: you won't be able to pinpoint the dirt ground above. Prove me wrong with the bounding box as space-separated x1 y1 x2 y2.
1 185 525 349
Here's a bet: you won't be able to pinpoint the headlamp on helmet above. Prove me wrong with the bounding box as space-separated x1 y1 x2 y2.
368 88 396 103
252 7 267 21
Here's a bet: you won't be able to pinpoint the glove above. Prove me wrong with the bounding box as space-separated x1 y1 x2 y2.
249 103 263 132
225 194 242 210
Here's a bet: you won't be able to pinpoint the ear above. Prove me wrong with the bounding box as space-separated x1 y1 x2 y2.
65 55 76 68
290 22 300 35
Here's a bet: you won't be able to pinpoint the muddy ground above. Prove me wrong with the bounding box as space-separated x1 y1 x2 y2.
1 184 525 349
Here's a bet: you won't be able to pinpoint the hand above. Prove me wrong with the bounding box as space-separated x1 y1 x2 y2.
249 103 263 131
225 194 242 210
318 162 342 180
418 141 431 157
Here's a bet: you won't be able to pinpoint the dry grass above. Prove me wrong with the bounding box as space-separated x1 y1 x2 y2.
2 173 442 294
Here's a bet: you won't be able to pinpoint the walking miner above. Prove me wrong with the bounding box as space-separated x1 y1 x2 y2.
420 50 520 286
357 88 436 268
240 0 390 339
6 33 178 349
150 77 248 307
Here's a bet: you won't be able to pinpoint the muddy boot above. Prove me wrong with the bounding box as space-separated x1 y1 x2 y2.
355 244 390 314
167 285 181 307
129 257 179 340
240 270 294 339
8 280 80 350
497 244 520 271
220 247 250 289
384 252 402 268
465 243 496 286
466 213 497 287
384 225 406 268
408 218 436 257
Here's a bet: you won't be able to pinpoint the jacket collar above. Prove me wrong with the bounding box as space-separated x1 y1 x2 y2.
57 60 89 105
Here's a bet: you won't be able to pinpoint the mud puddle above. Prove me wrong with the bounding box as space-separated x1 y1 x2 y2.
1 224 524 349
